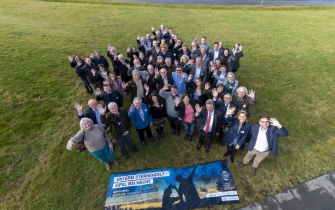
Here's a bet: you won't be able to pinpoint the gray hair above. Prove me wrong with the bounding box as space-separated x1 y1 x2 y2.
79 117 93 130
205 99 214 106
107 102 118 110
133 97 142 103
237 86 247 94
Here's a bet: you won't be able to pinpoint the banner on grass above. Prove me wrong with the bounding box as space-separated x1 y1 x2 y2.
105 160 239 210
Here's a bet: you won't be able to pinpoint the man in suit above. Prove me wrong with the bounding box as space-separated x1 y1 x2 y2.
91 50 109 69
209 42 223 63
74 99 107 129
81 57 99 91
189 56 208 84
114 54 132 82
155 68 173 92
95 85 123 108
238 115 289 176
195 99 222 153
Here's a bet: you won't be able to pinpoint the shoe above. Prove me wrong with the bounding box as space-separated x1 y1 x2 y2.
157 133 161 140
251 167 257 176
184 134 189 140
175 131 180 136
131 147 139 152
205 146 210 154
141 141 147 146
160 129 165 138
196 143 202 150
171 129 176 135
223 151 231 157
230 155 234 163
149 137 155 142
106 162 111 171
123 153 129 160
113 159 119 166
189 135 192 141
238 162 246 168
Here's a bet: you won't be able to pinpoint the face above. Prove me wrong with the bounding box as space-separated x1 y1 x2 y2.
195 79 201 87
182 96 189 104
192 42 197 48
85 58 91 65
157 57 163 63
238 113 247 124
103 86 111 94
133 73 140 81
161 48 166 54
161 39 166 44
195 58 201 67
146 34 150 39
99 66 105 72
259 117 270 130
201 37 206 44
227 74 234 82
109 105 118 114
95 51 100 57
139 53 144 59
165 59 171 66
217 86 224 93
213 44 219 50
224 49 229 56
133 99 141 109
148 66 154 74
74 55 80 61
132 47 136 52
110 74 116 80
237 89 246 98
160 70 167 77
88 100 97 110
206 103 214 114
170 88 177 96
215 60 221 66
182 45 187 51
200 48 206 55
177 40 182 45
118 55 124 61
152 96 158 102
82 120 92 130
235 44 239 50
221 66 227 73
176 68 182 75
153 41 157 47
219 42 223 48
182 57 187 63
224 95 232 104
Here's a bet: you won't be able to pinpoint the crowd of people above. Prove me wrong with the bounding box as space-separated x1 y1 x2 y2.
66 24 289 176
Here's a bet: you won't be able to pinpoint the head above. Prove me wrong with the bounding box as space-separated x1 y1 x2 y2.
200 47 206 55
175 65 182 76
237 110 248 124
156 31 161 37
133 58 140 66
133 97 142 109
195 77 202 87
94 50 101 58
259 115 270 130
220 65 227 73
131 46 137 52
215 58 221 66
181 94 190 104
140 37 146 44
157 56 164 64
146 34 151 40
224 49 229 57
235 43 241 50
165 57 171 66
191 41 197 48
88 99 98 110
118 54 124 61
169 28 173 34
216 83 224 93
237 86 247 98
103 85 111 94
160 68 167 77
201 36 207 44
227 72 235 83
176 38 182 46
195 56 202 67
161 47 167 54
180 55 189 64
79 118 93 130
219 42 223 48
147 64 154 74
153 40 158 47
109 72 117 81
98 64 106 72
150 93 159 103
182 43 188 51
161 38 166 44
170 85 178 96
213 42 219 50
109 47 117 54
139 52 145 59
205 99 215 114
107 102 118 114
132 70 140 81
160 23 165 31
85 57 92 65
223 93 232 105
74 54 81 62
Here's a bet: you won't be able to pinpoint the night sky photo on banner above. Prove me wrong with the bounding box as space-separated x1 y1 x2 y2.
105 160 239 210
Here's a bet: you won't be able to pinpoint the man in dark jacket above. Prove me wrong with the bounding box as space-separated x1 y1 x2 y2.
237 115 289 176
96 85 123 108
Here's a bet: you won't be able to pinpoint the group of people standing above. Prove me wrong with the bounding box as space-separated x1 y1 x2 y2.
66 24 289 176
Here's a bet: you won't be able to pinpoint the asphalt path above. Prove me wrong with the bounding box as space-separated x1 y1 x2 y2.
120 0 335 6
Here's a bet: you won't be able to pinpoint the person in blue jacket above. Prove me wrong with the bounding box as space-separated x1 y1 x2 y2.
128 97 155 146
222 110 251 163
238 115 289 176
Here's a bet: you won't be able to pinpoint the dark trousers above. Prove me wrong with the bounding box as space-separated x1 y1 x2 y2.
136 125 153 142
227 144 237 156
198 130 214 147
116 132 135 155
167 115 180 131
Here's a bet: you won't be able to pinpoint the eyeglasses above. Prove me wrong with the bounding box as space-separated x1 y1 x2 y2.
224 97 232 100
260 121 269 123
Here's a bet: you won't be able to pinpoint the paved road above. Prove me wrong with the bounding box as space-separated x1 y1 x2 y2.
121 0 335 6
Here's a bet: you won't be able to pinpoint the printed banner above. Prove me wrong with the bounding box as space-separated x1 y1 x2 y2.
105 160 239 210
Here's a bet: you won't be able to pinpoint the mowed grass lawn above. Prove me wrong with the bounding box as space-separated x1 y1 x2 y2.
1 0 335 209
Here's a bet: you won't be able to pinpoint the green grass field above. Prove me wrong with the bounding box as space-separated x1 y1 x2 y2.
1 0 335 209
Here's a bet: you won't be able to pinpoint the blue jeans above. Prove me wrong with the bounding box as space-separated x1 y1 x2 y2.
183 121 196 136
90 144 115 164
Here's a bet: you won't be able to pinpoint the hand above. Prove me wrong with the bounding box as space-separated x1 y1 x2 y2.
188 74 193 81
174 59 178 66
154 68 159 76
226 107 236 115
162 84 170 91
204 82 211 90
91 68 96 76
195 104 202 113
123 131 129 135
144 83 150 92
97 104 106 115
212 88 218 98
149 55 153 62
125 63 130 69
269 118 282 128
66 140 74 150
68 55 73 61
174 97 180 106
247 89 255 99
107 45 112 50
209 48 213 53
130 104 135 111
150 122 153 127
151 26 154 31
235 145 240 150
127 48 130 52
194 35 198 41
95 87 101 96
187 59 194 65
216 132 219 136
121 81 128 89
213 69 218 76
137 35 140 40
74 102 83 112
108 143 113 151
181 73 186 79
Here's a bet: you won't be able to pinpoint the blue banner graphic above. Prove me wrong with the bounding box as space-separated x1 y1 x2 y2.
105 160 239 209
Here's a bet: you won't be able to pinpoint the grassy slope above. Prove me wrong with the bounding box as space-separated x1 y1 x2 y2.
0 0 335 209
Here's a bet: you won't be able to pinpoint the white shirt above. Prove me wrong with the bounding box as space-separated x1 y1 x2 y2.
194 66 201 82
254 127 269 152
202 111 214 132
213 50 219 62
